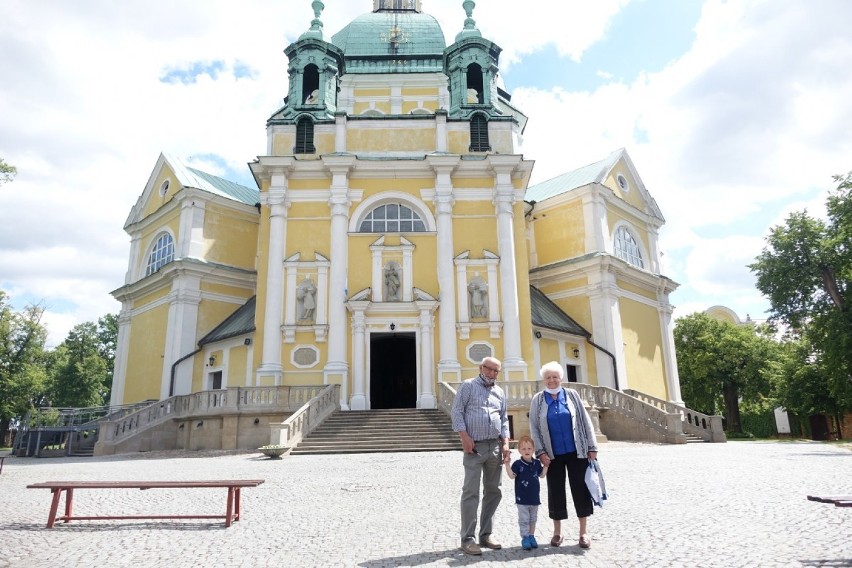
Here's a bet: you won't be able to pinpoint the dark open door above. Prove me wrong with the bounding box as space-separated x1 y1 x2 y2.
370 332 416 409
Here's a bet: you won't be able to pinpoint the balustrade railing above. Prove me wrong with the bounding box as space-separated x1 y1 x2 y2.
100 386 324 447
272 385 340 449
439 381 724 444
625 389 726 442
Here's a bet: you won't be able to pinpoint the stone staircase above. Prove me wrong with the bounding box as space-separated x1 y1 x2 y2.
290 408 460 455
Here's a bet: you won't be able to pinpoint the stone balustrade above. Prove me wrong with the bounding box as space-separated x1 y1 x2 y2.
272 385 340 449
438 381 725 444
95 386 328 454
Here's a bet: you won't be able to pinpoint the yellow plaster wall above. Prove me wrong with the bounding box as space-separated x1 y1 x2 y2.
620 298 667 399
490 130 515 154
532 201 585 265
402 102 438 114
347 127 434 153
134 287 170 310
142 170 179 218
123 307 169 403
606 165 645 211
315 131 335 155
539 339 560 363
202 207 257 270
617 279 657 301
402 87 438 97
448 130 469 155
272 133 296 156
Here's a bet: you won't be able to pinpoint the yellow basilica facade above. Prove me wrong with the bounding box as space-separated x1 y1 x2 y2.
109 0 682 414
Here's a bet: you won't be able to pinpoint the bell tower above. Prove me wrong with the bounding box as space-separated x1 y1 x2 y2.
270 1 344 125
444 0 502 119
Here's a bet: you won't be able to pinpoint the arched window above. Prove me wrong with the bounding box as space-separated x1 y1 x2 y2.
146 232 174 276
466 63 484 104
294 116 315 154
469 113 490 152
302 64 319 105
358 203 426 233
613 226 644 268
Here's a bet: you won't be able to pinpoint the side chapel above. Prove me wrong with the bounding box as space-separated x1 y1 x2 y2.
109 0 682 423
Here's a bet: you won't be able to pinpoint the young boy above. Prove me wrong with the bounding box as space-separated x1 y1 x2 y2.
504 434 548 550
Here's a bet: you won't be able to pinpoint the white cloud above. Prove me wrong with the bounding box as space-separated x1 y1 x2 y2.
2 0 851 345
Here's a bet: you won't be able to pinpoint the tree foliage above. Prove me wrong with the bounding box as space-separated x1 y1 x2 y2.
48 319 115 408
674 313 779 432
0 288 118 445
0 292 49 444
750 172 852 410
0 157 16 185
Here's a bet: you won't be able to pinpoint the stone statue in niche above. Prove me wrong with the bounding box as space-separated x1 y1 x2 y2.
296 278 317 321
468 278 488 319
304 89 319 104
384 264 401 301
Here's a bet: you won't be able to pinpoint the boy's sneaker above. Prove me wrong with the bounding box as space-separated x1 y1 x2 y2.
521 535 532 550
529 535 538 548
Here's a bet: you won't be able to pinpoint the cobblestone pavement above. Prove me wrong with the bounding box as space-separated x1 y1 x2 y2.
1 440 850 567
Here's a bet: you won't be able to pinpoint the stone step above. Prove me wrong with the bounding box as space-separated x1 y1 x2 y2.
291 408 459 456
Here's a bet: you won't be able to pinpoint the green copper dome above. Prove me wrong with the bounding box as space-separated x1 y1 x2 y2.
331 11 446 73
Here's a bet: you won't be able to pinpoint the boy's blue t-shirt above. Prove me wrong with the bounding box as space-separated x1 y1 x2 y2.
511 457 544 505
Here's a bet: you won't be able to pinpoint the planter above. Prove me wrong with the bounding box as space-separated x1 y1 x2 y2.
258 445 286 459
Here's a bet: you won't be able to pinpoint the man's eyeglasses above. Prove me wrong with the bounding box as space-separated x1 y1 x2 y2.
481 365 501 373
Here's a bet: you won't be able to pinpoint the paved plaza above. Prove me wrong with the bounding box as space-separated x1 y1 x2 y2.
1 440 850 567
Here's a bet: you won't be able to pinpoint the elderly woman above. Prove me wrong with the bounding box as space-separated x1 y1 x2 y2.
529 361 598 549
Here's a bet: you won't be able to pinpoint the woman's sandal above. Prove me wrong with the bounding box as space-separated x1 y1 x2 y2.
579 534 591 549
550 535 564 547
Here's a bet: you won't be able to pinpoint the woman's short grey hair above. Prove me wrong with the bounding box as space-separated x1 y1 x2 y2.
539 361 564 380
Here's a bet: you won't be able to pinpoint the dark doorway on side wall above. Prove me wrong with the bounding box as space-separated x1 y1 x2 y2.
370 332 416 409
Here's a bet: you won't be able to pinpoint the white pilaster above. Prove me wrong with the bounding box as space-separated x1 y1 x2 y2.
349 303 369 410
660 302 683 404
257 184 290 384
489 156 525 370
428 155 461 379
110 307 133 405
417 301 439 409
162 282 202 398
323 155 356 406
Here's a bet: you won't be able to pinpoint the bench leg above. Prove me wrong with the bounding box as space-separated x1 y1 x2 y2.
64 488 75 523
47 488 63 528
234 487 242 522
225 487 235 527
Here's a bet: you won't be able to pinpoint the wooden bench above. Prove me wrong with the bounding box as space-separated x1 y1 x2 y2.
807 495 852 508
27 479 265 528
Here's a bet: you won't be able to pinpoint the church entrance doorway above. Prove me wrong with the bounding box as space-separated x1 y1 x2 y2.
370 332 416 409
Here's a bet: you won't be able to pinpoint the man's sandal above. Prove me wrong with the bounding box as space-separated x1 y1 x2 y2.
550 535 564 547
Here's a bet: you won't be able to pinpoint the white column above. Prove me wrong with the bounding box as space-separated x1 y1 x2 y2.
660 302 683 404
178 199 205 259
435 110 448 153
257 187 289 383
417 302 438 409
323 156 355 406
109 307 132 405
490 157 525 369
162 283 202 398
428 155 461 379
349 304 368 410
335 112 347 153
583 192 609 253
588 266 627 390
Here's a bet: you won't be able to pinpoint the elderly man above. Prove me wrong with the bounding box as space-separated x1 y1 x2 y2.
450 356 511 555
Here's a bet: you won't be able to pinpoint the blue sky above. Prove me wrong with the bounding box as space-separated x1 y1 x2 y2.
1 0 851 346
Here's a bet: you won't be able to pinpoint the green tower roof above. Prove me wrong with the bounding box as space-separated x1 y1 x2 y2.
331 11 446 73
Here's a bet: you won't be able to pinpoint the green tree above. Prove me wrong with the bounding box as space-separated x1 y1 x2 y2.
674 313 778 433
750 172 852 409
0 291 49 445
48 320 114 408
0 157 16 185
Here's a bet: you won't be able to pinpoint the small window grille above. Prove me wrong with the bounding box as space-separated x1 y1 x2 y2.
294 117 316 154
469 114 490 152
